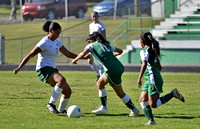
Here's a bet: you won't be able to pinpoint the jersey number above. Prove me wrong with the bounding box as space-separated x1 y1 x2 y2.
99 44 111 52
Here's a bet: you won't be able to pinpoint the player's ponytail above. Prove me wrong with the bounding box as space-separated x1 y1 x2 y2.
140 32 161 58
42 21 52 32
42 21 61 33
93 32 110 47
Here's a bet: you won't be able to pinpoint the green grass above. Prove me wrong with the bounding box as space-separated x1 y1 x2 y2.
0 71 199 128
0 5 20 16
1 18 162 64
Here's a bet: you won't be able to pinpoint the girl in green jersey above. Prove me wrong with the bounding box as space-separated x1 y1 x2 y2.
72 32 140 116
138 32 185 126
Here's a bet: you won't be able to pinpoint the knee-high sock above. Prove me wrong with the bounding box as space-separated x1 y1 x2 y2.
157 92 174 107
58 97 69 112
121 94 136 110
140 102 154 122
49 85 63 105
99 88 107 107
90 62 99 75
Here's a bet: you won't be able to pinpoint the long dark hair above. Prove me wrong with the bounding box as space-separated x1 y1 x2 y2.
42 21 61 33
92 32 110 47
140 32 161 59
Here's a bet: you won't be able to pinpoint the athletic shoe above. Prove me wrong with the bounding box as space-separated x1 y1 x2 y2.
92 106 108 113
129 107 140 116
145 121 156 126
46 103 59 114
172 89 185 102
59 110 67 114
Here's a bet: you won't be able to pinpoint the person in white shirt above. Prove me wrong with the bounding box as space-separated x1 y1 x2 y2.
88 11 106 81
13 21 86 114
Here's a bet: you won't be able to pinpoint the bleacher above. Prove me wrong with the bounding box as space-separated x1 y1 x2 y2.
118 0 200 64
152 0 200 40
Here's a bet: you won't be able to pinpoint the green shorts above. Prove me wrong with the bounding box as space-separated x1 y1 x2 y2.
36 66 58 83
104 63 124 86
141 81 163 96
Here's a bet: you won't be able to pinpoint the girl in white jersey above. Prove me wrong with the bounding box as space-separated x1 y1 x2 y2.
13 21 82 114
72 32 140 116
138 32 185 126
88 11 106 81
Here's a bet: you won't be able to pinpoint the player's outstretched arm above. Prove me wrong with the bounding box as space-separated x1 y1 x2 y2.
72 48 90 64
13 46 42 74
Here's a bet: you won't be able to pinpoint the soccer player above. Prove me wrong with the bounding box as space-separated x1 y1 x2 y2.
72 32 140 116
13 21 85 114
88 11 106 81
137 32 185 126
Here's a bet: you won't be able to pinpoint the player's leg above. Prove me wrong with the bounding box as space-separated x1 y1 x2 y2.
92 74 108 113
150 89 184 109
46 72 71 113
88 57 100 81
140 91 156 125
112 85 140 116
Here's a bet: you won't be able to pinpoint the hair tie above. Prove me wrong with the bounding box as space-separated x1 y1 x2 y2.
148 35 152 41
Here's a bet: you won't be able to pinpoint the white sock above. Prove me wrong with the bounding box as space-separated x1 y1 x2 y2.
58 97 70 112
99 88 107 108
49 85 63 105
99 88 107 97
121 94 130 104
140 102 149 109
90 63 99 75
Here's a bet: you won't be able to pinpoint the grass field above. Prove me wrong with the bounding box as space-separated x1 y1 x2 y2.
0 71 199 129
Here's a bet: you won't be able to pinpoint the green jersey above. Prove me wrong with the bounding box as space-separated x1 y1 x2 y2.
86 41 124 86
140 46 163 95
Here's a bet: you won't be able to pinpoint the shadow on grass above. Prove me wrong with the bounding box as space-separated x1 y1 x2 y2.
154 113 198 119
8 97 44 99
83 112 145 117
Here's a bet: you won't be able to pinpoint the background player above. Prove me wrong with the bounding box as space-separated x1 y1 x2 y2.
88 11 106 81
138 32 185 125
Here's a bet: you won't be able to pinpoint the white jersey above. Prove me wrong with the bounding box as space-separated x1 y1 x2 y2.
36 36 63 69
89 21 106 34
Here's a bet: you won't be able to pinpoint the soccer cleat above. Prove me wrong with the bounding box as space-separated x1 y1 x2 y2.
59 110 67 114
46 103 59 114
145 121 156 126
129 107 140 116
172 89 185 102
92 106 108 113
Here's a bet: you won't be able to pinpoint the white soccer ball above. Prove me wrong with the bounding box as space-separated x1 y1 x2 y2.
67 105 81 118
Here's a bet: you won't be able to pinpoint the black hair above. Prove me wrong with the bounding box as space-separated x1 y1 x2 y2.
140 32 161 58
91 11 99 17
92 32 110 47
42 21 62 33
86 34 97 43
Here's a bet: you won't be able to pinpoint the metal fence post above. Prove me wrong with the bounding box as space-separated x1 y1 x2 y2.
0 34 5 64
20 38 23 62
67 37 71 63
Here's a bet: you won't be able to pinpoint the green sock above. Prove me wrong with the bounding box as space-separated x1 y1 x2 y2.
100 96 107 106
160 92 173 104
143 105 154 121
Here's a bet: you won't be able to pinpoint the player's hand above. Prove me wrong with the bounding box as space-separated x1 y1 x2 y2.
72 59 77 65
13 68 20 74
137 79 142 88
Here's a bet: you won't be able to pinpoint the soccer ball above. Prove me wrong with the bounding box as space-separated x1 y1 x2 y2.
67 105 81 118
